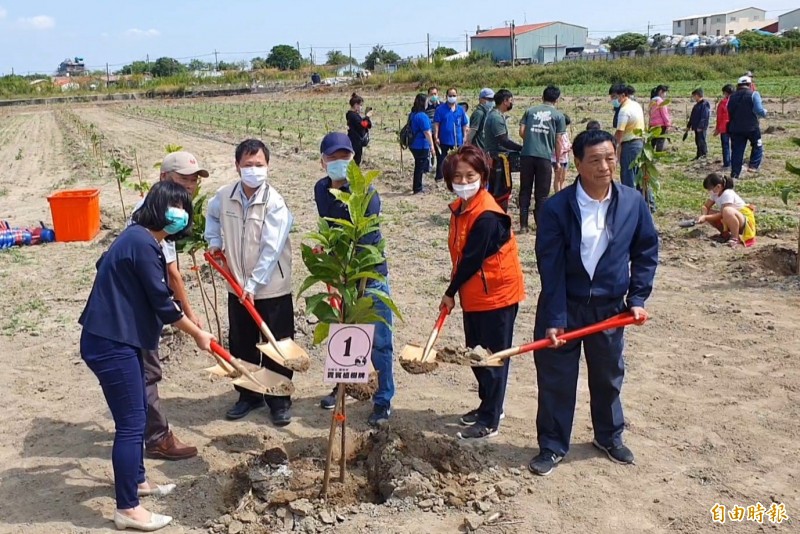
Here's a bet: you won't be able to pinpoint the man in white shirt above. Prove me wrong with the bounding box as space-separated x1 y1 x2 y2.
205 139 295 426
530 129 659 476
131 151 207 461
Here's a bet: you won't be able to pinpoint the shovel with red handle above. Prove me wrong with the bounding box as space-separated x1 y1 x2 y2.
204 250 310 372
399 307 450 364
475 312 647 366
207 340 295 395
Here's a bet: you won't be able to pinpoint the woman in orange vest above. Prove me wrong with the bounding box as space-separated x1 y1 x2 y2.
439 145 525 440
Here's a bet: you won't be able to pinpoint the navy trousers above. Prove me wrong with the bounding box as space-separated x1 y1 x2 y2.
533 298 627 457
463 304 518 429
81 330 147 510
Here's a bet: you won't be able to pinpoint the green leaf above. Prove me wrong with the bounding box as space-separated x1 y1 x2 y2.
297 275 325 297
304 294 340 324
790 137 800 148
365 288 404 321
323 217 356 229
313 322 331 345
780 187 792 205
786 161 800 178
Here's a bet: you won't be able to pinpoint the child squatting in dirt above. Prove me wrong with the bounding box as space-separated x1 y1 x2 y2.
696 172 757 248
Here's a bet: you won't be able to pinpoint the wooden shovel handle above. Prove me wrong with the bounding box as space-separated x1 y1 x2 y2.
204 250 282 348
421 308 449 362
490 312 646 361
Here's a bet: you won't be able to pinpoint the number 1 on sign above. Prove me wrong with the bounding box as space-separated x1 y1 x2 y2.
342 337 352 357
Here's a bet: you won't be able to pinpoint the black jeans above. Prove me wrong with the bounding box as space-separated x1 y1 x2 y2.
435 144 454 181
520 156 553 225
228 292 295 409
650 136 666 152
694 129 708 158
411 148 429 193
534 297 627 456
489 156 511 212
349 134 364 165
463 304 518 429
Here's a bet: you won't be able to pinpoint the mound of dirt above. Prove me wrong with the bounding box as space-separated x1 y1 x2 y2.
730 245 798 277
206 426 523 533
343 371 378 401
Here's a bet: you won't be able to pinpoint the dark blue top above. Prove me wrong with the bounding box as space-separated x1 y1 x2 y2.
79 224 184 350
433 103 468 146
313 176 388 276
409 111 432 151
689 99 711 130
535 179 659 330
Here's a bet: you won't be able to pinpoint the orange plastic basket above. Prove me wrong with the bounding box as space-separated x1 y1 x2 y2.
46 189 101 242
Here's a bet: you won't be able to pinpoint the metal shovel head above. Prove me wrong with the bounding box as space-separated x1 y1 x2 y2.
257 338 311 372
399 343 438 363
204 362 295 396
678 219 697 228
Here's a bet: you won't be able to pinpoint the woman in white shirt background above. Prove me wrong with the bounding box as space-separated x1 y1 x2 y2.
697 173 756 247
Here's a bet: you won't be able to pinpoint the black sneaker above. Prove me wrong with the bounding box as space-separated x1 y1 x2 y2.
592 440 635 465
320 388 337 410
460 410 505 426
225 399 265 420
456 424 498 440
367 405 391 427
528 449 563 476
270 406 292 427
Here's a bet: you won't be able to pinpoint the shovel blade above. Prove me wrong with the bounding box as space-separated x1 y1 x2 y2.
257 339 311 372
399 343 437 363
203 362 295 396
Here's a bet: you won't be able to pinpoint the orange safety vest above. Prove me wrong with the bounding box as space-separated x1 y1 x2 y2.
448 189 525 312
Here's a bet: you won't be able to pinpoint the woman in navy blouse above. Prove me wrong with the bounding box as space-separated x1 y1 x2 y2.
79 181 215 531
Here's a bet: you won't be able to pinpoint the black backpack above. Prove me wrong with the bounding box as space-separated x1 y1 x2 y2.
398 113 415 150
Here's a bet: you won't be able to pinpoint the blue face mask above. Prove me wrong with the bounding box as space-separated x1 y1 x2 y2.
612 98 621 109
164 207 189 234
326 159 351 182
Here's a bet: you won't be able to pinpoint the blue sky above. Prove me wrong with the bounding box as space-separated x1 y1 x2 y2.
0 1 795 75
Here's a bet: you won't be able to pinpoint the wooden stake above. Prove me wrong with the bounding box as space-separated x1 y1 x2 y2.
320 384 345 498
339 388 347 482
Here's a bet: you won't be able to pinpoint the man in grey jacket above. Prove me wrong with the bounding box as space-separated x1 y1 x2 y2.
206 139 295 426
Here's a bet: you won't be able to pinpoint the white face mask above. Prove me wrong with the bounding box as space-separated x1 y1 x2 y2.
447 96 458 105
240 166 267 188
453 181 481 200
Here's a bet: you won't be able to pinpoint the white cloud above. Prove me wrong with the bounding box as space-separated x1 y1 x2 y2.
17 15 55 30
123 28 160 38
0 7 7 20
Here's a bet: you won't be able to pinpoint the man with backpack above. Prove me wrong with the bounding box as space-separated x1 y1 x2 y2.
467 88 495 149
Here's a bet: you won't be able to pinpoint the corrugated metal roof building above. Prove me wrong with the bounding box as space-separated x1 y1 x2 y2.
471 22 588 64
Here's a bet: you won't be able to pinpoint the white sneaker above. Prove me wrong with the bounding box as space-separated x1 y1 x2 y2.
113 511 173 531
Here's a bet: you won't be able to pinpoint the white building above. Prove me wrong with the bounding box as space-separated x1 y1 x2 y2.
779 8 800 31
672 7 772 36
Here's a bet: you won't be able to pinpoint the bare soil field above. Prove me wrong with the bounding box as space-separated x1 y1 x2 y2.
0 92 798 534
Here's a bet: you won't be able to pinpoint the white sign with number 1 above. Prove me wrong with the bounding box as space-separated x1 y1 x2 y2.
323 324 375 384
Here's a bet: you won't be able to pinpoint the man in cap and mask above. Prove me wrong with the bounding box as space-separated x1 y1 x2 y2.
130 151 208 461
205 139 296 426
467 88 495 149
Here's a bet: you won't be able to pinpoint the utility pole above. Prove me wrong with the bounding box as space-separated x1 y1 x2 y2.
310 46 314 65
427 33 431 63
510 20 516 67
214 49 219 71
146 54 150 73
465 32 469 52
349 43 353 75
106 63 110 88
555 34 558 62
647 21 652 37
296 41 301 56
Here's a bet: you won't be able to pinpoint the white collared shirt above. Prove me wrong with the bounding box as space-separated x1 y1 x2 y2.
576 180 612 279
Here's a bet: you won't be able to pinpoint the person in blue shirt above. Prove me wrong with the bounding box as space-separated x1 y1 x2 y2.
529 129 658 477
313 132 395 427
433 87 469 181
408 93 436 194
79 181 216 532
